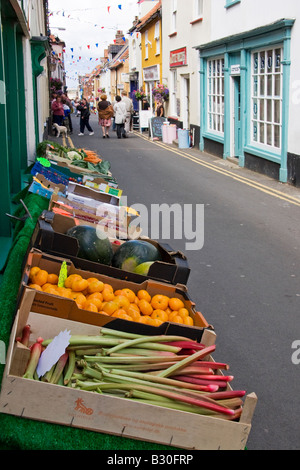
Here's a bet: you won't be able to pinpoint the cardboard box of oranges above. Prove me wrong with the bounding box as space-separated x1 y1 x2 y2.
20 249 212 342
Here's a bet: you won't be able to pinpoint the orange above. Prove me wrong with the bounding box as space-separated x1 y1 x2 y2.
29 266 41 282
87 292 103 302
137 289 151 303
28 283 43 291
114 295 130 311
178 307 189 318
72 278 89 292
102 288 115 302
42 282 56 291
86 277 100 284
127 305 141 322
138 315 152 324
43 285 57 295
56 286 72 298
87 279 104 294
151 309 168 322
85 297 102 311
103 283 114 293
183 316 194 326
112 309 132 321
114 289 123 296
84 301 98 313
71 292 86 308
31 269 48 287
168 311 179 321
170 314 184 324
138 299 153 316
98 310 109 316
65 274 82 289
169 297 185 311
151 294 169 311
102 300 119 316
149 318 163 327
120 288 136 303
47 273 59 285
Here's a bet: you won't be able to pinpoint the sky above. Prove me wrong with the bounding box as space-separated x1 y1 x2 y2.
48 0 141 89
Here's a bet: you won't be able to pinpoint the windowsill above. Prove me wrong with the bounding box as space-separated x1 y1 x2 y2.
225 0 241 8
190 17 203 25
168 31 177 38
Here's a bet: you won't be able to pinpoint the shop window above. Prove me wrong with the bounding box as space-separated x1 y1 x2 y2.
192 0 203 21
251 47 282 150
207 57 225 135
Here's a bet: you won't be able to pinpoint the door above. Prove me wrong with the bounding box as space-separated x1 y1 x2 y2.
182 76 190 129
233 75 242 157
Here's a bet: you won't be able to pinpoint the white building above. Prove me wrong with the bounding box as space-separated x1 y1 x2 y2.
161 0 211 146
195 0 300 185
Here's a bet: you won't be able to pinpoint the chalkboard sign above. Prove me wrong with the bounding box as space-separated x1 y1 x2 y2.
150 117 168 140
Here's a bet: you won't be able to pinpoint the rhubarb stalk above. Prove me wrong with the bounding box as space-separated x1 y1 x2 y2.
23 338 43 380
50 352 69 384
157 345 216 378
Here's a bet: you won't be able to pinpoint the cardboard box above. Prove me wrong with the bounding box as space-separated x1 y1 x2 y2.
22 249 210 338
67 181 120 206
48 195 130 239
31 211 190 286
0 289 257 450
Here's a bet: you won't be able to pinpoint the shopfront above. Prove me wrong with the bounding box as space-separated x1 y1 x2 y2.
196 19 295 182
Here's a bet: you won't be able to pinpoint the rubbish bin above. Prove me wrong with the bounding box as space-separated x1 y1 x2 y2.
178 129 190 149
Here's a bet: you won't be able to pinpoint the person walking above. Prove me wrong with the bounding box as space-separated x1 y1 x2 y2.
61 93 73 134
113 95 127 139
121 91 134 136
51 95 65 135
97 94 114 138
77 98 94 136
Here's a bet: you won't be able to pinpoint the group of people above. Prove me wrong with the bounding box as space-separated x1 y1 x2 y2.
51 89 164 139
97 91 134 139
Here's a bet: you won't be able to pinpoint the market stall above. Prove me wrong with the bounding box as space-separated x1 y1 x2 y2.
0 141 257 450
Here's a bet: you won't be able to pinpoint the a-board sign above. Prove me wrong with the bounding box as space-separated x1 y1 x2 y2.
139 110 152 129
150 117 167 140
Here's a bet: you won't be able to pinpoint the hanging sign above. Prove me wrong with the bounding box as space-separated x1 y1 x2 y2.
170 47 187 68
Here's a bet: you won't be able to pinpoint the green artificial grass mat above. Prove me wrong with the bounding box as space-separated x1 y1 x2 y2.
0 192 176 451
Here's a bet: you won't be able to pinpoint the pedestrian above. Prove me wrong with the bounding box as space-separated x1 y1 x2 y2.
121 90 134 136
142 97 150 110
74 98 80 117
61 93 73 134
156 98 164 117
97 94 114 138
51 95 65 135
77 98 94 136
113 95 127 139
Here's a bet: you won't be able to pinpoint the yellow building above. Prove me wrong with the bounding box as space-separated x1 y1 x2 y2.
136 0 163 112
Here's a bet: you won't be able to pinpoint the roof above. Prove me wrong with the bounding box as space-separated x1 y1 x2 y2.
136 0 162 32
109 44 129 70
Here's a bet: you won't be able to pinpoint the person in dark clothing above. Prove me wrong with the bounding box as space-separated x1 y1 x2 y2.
77 98 94 136
61 93 73 134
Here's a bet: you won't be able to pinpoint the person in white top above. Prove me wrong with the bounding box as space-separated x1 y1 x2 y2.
121 91 134 136
113 95 127 139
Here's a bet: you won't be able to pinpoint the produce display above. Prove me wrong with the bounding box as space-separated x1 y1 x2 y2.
28 266 195 326
19 325 246 421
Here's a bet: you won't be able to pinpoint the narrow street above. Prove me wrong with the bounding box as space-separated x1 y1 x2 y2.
64 113 300 450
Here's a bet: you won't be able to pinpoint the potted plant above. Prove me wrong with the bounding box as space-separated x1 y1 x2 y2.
152 83 169 101
134 89 147 101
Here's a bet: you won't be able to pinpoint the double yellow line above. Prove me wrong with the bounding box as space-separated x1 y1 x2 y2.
136 132 300 208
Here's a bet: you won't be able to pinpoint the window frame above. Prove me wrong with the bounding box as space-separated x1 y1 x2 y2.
250 45 283 154
206 56 225 137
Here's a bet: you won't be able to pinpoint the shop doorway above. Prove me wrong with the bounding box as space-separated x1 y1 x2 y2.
182 76 190 129
230 75 242 158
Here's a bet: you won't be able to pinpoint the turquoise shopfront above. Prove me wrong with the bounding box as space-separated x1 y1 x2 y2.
196 19 295 183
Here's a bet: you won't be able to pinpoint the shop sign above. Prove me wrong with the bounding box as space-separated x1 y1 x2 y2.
170 47 187 68
143 65 160 82
231 64 241 75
